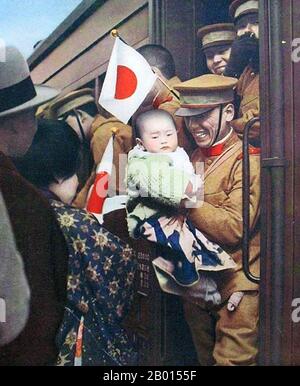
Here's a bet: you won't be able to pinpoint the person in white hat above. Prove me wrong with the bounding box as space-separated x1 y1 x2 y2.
224 0 260 145
0 46 69 365
0 46 58 155
197 23 236 75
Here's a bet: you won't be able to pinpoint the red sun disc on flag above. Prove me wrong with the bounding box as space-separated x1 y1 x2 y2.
114 65 138 99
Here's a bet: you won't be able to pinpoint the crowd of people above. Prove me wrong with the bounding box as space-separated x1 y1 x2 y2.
0 0 260 366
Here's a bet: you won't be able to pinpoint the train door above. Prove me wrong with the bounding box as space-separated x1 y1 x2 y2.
259 0 300 366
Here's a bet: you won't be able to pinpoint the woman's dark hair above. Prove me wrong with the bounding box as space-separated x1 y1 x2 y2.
15 119 80 188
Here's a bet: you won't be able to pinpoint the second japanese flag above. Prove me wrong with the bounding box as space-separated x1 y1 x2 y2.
99 37 157 123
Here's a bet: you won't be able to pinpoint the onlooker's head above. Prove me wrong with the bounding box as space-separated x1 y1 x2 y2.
175 74 238 148
197 23 236 75
0 46 58 156
134 110 178 153
137 44 176 80
16 119 80 204
230 0 259 38
45 88 98 141
137 44 176 108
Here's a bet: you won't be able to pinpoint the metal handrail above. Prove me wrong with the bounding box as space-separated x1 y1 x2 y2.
242 117 260 284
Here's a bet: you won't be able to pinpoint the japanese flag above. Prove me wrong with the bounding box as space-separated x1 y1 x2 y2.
99 37 157 123
86 133 114 215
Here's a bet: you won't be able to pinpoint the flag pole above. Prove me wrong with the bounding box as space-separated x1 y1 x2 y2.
153 70 180 101
110 29 180 101
111 29 127 44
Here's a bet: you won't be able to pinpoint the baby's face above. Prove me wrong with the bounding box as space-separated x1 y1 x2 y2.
139 116 178 153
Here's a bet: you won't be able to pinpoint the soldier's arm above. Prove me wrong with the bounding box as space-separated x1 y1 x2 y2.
231 106 260 141
188 155 260 246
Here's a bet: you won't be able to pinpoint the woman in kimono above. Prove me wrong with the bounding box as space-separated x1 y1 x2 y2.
14 119 137 366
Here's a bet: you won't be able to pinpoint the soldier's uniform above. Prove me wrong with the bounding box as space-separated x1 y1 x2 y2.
229 0 260 145
197 23 236 71
174 74 260 366
231 62 260 142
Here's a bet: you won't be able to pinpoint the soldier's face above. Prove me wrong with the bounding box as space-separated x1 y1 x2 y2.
205 45 232 75
237 22 259 38
236 14 259 38
185 104 234 148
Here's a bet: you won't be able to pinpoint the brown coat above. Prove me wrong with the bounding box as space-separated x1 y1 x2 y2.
188 132 260 300
0 153 69 366
74 76 191 208
231 66 260 144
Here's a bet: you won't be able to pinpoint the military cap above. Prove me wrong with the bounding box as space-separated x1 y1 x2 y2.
197 23 236 50
229 0 259 20
174 74 238 117
47 88 95 119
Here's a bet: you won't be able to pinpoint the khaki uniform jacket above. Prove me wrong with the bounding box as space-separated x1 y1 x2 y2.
74 76 191 208
0 152 69 365
73 115 133 207
231 66 260 144
188 132 260 301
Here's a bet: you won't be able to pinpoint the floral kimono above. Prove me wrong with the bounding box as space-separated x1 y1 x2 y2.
51 200 137 366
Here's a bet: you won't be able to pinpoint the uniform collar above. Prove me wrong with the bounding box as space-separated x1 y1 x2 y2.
202 128 234 157
192 129 240 162
201 142 226 157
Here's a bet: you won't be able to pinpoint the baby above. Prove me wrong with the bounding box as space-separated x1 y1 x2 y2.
126 110 237 306
127 109 202 236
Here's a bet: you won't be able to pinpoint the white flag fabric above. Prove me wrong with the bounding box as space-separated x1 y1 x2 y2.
86 134 115 214
99 37 157 123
